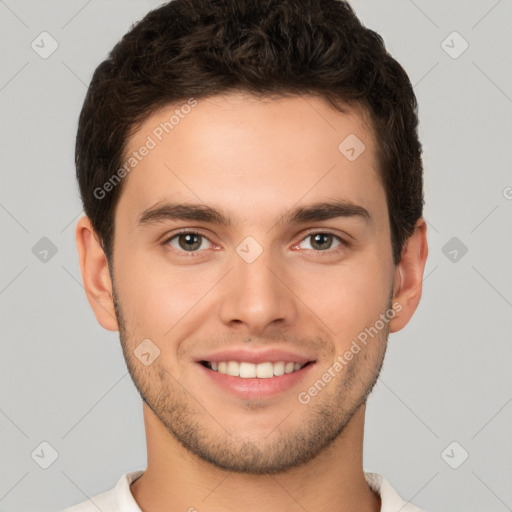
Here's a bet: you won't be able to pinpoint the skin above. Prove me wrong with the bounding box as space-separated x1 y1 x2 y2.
76 92 428 512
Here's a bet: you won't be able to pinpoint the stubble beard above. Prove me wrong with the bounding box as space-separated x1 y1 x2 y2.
112 283 391 475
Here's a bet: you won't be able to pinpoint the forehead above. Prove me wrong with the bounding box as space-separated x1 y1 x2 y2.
117 92 385 227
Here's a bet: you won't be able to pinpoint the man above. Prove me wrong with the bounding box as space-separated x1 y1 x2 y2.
65 0 429 510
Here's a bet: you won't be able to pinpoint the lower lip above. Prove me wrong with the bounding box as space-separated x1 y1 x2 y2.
198 363 315 399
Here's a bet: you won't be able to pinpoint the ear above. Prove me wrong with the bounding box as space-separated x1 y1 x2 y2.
75 216 119 332
389 218 428 333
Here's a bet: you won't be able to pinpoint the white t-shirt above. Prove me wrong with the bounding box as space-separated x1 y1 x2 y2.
62 470 426 512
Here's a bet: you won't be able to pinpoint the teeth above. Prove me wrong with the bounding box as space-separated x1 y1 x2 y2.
208 360 306 378
284 362 295 374
239 361 256 378
256 362 273 378
227 361 239 376
273 361 285 376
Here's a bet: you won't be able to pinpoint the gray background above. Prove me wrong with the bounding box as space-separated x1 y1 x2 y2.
1 1 511 511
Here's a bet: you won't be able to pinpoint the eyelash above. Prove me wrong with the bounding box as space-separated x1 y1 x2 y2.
161 229 349 257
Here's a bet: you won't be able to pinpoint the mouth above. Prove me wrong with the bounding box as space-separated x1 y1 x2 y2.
200 360 313 378
196 350 316 399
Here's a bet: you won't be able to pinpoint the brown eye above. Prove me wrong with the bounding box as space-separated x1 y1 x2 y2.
165 231 212 253
310 233 334 251
299 232 344 252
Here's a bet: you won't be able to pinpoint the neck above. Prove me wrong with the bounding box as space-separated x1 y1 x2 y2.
130 403 381 512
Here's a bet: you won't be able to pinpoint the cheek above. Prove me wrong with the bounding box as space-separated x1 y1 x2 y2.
113 250 167 333
295 260 391 342
115 251 216 336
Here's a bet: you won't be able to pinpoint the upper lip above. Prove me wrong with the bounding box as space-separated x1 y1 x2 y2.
197 347 316 365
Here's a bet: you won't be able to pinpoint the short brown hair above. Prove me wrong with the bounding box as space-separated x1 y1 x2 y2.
75 0 424 265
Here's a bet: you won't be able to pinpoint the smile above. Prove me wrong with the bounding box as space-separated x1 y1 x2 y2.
202 361 309 379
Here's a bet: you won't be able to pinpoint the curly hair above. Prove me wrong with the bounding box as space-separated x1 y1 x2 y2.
75 0 424 265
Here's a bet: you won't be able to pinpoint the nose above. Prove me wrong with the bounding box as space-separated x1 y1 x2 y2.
218 243 298 336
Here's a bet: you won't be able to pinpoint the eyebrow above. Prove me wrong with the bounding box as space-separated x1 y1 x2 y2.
137 200 372 228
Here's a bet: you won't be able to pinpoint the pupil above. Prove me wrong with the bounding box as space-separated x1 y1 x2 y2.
180 233 200 251
312 233 331 250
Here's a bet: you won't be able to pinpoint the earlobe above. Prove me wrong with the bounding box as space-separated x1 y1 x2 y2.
389 218 428 333
75 216 119 332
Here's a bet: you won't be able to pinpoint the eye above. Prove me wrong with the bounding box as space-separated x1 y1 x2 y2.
295 232 346 252
162 230 348 257
163 231 214 254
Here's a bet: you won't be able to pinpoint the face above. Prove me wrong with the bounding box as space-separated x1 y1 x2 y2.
110 92 398 474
